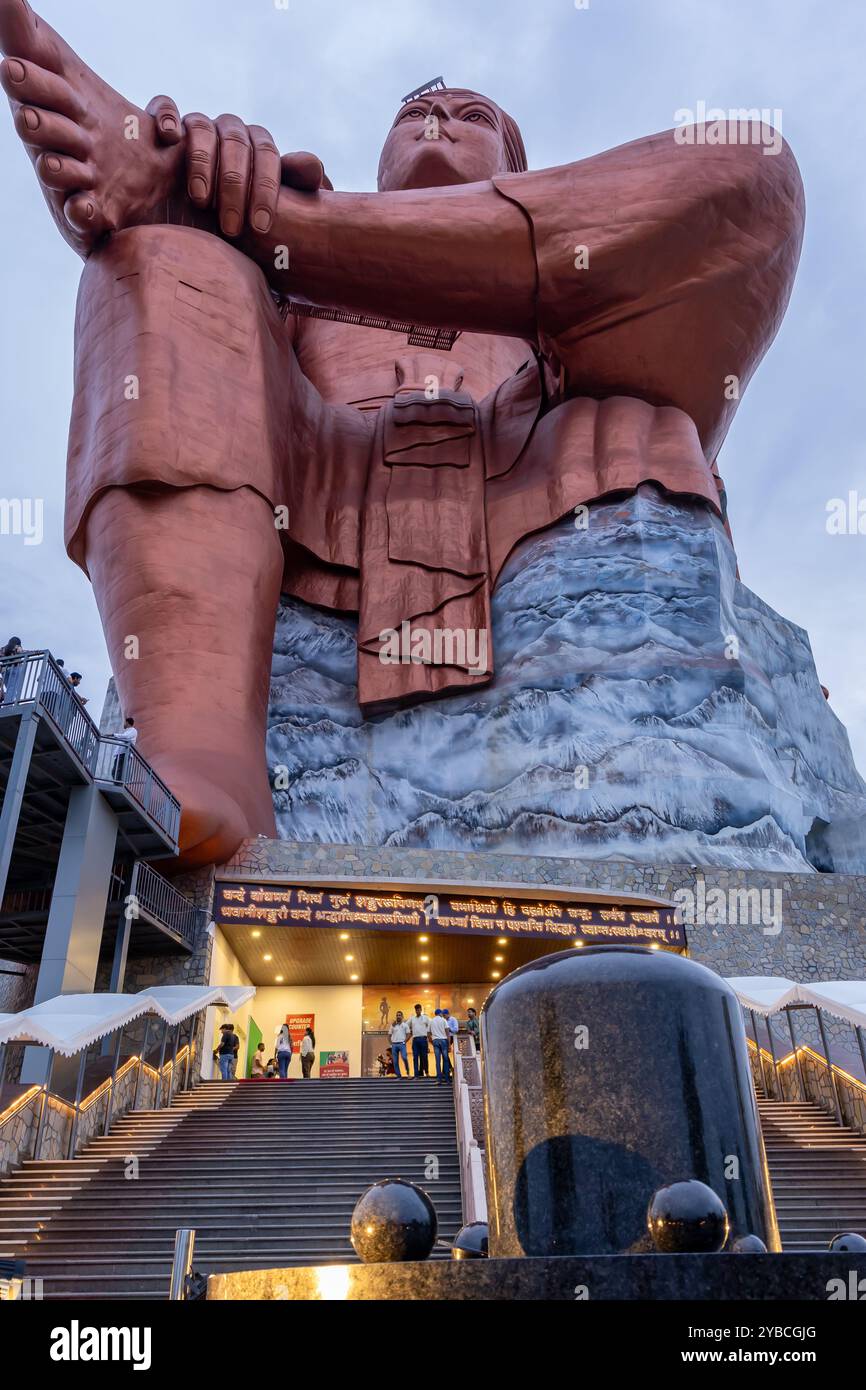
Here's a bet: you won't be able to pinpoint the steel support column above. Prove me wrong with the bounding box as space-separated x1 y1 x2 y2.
0 711 39 907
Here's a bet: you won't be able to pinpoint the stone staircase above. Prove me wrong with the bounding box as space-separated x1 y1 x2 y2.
758 1096 866 1251
0 1078 463 1299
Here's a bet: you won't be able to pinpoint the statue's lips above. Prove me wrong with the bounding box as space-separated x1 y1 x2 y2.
413 128 457 144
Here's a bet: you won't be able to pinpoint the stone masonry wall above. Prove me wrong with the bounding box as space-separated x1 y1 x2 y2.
225 839 866 982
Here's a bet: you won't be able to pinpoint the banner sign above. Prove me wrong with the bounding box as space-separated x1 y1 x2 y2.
320 1050 350 1079
215 882 684 950
285 1013 315 1047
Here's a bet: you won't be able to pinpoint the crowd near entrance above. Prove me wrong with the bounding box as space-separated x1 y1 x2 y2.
361 983 486 1079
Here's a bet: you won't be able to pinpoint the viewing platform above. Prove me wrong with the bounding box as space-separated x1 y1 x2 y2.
0 652 193 995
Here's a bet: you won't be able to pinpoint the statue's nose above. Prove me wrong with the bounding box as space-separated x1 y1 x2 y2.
428 99 451 123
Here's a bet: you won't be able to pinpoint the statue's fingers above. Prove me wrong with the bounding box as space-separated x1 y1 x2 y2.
13 102 89 158
247 125 280 234
214 113 251 238
64 189 112 238
0 55 83 120
146 94 182 145
35 150 93 190
184 111 217 208
280 151 329 192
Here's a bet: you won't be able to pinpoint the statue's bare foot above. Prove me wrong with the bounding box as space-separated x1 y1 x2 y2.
0 0 185 256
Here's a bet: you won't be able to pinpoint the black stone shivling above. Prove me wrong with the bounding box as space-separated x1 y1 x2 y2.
480 945 780 1257
350 1179 438 1263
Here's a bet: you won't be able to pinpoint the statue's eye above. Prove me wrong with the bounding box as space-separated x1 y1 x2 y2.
463 110 493 126
402 108 426 120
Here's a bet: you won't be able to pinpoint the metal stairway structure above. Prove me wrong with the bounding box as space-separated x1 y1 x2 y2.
0 1078 463 1299
757 1095 866 1252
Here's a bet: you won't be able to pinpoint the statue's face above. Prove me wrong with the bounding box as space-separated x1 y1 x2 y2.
378 91 510 191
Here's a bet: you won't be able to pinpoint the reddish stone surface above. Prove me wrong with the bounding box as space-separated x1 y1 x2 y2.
1 3 805 864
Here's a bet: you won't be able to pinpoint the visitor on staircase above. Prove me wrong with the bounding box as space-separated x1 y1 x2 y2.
276 1023 293 1079
251 1042 267 1078
300 1026 316 1078
217 1022 239 1080
389 1011 410 1077
430 1010 452 1084
409 1004 431 1077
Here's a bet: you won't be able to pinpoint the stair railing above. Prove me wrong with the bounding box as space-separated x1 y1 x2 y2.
0 1020 200 1174
452 1033 487 1224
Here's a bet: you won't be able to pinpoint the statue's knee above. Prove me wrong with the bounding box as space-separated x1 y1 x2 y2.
80 223 269 310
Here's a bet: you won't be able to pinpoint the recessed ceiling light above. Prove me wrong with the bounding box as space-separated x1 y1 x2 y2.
420 972 429 980
350 973 359 981
467 998 474 1005
418 935 428 943
263 954 272 962
491 971 501 979
420 955 429 962
497 937 508 945
339 933 349 941
275 975 284 983
251 930 261 938
345 954 354 962
494 955 503 963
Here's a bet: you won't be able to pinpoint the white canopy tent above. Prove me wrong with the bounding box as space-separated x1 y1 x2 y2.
726 977 866 1031
0 985 255 1057
725 977 798 1016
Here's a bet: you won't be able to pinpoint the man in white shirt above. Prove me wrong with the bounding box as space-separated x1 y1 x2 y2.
118 715 138 745
408 1003 431 1078
389 1011 410 1078
112 715 138 779
429 1009 452 1084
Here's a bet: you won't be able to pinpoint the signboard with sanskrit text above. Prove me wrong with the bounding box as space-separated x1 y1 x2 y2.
214 882 685 950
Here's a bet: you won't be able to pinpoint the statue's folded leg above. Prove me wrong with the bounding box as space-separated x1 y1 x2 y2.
65 225 296 866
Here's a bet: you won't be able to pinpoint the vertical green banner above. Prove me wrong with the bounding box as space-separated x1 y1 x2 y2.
245 1016 263 1077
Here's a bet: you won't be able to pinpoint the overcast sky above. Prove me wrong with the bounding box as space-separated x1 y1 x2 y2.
1 0 864 765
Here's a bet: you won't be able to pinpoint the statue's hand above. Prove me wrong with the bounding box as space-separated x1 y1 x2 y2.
149 96 330 240
0 0 184 256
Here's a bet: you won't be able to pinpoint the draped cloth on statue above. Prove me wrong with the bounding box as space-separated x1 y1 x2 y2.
64 126 803 712
352 367 721 711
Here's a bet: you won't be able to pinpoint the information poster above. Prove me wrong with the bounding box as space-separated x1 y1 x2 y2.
285 1013 315 1047
319 1050 350 1079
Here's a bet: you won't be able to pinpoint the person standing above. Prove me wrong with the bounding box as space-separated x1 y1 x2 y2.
430 1009 451 1084
409 1003 431 1078
300 1026 315 1078
466 1007 481 1051
217 1022 239 1081
276 1023 293 1080
0 638 25 704
112 716 138 778
389 1011 410 1078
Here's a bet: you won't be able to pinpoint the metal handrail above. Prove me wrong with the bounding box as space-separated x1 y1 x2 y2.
95 737 181 846
453 1034 487 1224
128 861 205 947
0 651 99 773
0 1022 199 1169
